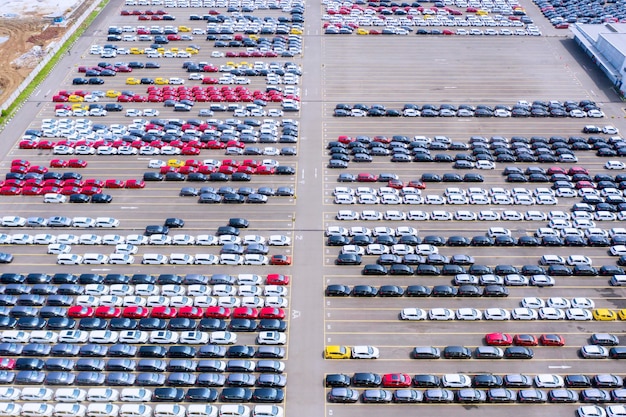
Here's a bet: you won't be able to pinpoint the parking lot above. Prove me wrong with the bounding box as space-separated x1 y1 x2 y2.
0 0 625 416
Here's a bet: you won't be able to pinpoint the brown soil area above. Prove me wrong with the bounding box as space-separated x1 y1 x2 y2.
0 0 94 106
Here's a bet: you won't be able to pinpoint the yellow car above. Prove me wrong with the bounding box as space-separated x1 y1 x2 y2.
155 78 169 85
593 308 617 321
185 47 199 54
126 77 141 85
105 90 121 98
476 9 488 15
356 28 369 35
130 47 144 54
167 159 185 168
170 47 179 53
324 346 351 359
178 25 191 32
618 309 626 320
248 34 259 40
71 103 88 111
290 28 302 35
68 95 84 102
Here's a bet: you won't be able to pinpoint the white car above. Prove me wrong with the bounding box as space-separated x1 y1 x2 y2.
57 254 83 265
172 234 195 245
571 298 595 309
483 308 510 320
546 297 571 308
179 331 209 345
566 308 592 320
605 160 625 170
256 331 286 345
521 297 548 309
455 308 482 321
477 210 500 221
442 374 472 388
607 407 626 417
10 234 33 244
428 308 454 320
126 235 149 245
511 308 538 320
267 235 291 246
47 243 71 254
196 235 219 245
79 234 102 245
538 307 565 320
400 308 427 320
148 330 179 344
534 374 564 388
1 216 26 227
350 345 379 359
33 234 56 244
58 330 88 344
579 406 607 417
243 255 269 265
610 245 626 256
209 331 237 344
366 244 390 255
141 254 168 264
193 254 219 265
149 234 172 245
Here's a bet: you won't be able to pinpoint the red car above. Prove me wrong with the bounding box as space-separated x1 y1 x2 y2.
12 159 30 167
62 179 83 187
9 165 27 174
0 358 15 370
125 180 145 189
0 187 21 195
83 179 105 187
204 306 231 319
269 255 291 265
387 179 404 189
68 159 88 168
568 166 589 175
95 306 122 318
255 166 274 175
4 179 25 187
41 186 61 194
19 140 37 149
151 306 178 319
80 186 102 195
60 186 81 195
259 307 285 320
122 306 150 318
547 166 566 175
178 306 204 319
575 180 595 189
50 159 68 168
105 179 125 188
357 173 378 182
513 334 538 346
181 147 200 155
21 186 43 196
382 373 412 387
218 165 236 175
266 274 289 285
28 165 48 174
68 306 95 318
539 334 565 346
407 180 426 189
485 332 513 346
232 307 259 319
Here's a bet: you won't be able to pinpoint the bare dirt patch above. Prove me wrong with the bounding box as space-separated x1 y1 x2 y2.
0 0 91 106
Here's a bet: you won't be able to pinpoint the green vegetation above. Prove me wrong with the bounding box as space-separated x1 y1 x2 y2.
0 0 109 127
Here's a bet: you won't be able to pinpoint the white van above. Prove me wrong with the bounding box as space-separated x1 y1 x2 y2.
360 210 382 221
487 227 511 238
87 404 119 417
610 228 626 238
610 275 626 286
44 193 67 203
186 405 218 417
155 405 185 417
218 406 250 417
54 404 86 417
119 405 152 417
22 404 54 417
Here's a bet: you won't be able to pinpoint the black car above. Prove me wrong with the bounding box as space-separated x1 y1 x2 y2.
326 374 351 387
252 388 284 403
220 387 253 402
504 346 534 359
361 264 387 275
352 372 382 387
325 285 351 296
153 387 185 402
405 285 432 297
443 346 472 359
185 388 219 402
